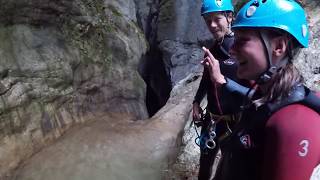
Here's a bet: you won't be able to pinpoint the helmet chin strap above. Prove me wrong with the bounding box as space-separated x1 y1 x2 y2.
256 31 289 85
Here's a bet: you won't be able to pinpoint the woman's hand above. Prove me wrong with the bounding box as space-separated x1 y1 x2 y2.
201 47 226 85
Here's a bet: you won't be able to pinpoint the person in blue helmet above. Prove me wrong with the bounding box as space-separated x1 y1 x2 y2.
193 0 250 179
201 0 320 179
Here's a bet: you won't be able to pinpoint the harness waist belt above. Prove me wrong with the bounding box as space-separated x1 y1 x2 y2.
208 111 240 122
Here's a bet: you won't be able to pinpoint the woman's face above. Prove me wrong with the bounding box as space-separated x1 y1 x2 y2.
203 12 232 41
230 29 268 80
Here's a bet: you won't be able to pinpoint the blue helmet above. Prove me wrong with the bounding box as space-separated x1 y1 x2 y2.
232 0 309 47
201 0 234 15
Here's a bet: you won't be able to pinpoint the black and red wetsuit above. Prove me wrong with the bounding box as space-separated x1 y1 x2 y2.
194 34 248 180
262 103 320 180
214 84 320 180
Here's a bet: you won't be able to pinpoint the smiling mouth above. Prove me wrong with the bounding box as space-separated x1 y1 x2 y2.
212 30 220 34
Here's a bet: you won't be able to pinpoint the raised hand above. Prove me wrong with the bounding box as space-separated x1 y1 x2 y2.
201 47 226 85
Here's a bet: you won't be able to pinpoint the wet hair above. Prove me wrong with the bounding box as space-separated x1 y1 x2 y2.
259 63 304 104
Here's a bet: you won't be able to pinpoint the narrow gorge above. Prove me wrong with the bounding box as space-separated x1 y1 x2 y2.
0 0 319 179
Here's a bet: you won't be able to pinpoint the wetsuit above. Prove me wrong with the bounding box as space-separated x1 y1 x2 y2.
193 34 245 180
214 84 320 180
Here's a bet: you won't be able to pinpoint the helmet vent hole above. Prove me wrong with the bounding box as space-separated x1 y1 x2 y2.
251 1 259 7
262 0 267 3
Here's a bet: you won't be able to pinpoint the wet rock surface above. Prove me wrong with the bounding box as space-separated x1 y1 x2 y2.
0 0 319 179
0 0 148 178
11 74 200 180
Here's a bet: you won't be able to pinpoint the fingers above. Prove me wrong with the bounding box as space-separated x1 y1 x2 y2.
202 47 216 66
201 47 224 84
201 57 211 67
201 56 214 72
202 47 216 61
205 56 213 67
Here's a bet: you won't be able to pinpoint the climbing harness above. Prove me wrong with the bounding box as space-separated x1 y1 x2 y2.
193 108 217 150
193 109 237 150
194 118 217 150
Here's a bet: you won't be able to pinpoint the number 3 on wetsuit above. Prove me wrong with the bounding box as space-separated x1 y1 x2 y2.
298 139 309 157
